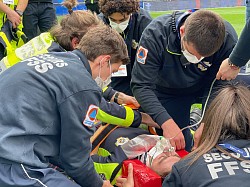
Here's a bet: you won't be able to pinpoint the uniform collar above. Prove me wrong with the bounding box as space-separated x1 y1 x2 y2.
72 49 92 75
166 31 181 55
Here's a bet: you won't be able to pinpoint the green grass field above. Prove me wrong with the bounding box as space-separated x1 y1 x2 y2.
150 6 246 36
58 6 245 36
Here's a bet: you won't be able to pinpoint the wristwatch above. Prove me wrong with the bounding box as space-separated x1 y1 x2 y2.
114 92 120 103
228 59 240 70
15 10 23 16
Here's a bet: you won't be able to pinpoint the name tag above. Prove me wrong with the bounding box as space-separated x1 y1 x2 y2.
112 65 127 77
3 0 14 5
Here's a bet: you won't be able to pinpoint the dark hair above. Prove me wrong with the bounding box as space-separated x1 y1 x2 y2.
99 0 140 17
77 25 130 65
184 10 225 56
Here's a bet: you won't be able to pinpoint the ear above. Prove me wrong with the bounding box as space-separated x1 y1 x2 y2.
71 37 80 49
105 55 111 63
100 55 111 67
179 25 185 37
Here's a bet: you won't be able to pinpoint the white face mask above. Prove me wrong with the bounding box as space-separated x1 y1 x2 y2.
95 60 112 89
109 17 130 33
182 49 204 64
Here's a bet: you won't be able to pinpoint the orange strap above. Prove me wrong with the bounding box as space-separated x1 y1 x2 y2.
148 126 157 135
91 123 119 155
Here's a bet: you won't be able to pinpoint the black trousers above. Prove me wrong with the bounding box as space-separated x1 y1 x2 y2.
23 2 57 41
85 3 100 14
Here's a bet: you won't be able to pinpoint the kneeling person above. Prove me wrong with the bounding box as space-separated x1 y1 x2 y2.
0 25 129 187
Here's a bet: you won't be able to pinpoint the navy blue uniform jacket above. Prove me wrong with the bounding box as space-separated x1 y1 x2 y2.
0 49 103 187
131 11 238 126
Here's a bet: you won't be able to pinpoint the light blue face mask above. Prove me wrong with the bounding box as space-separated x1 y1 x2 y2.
95 60 111 89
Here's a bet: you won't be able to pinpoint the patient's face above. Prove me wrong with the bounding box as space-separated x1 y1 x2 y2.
150 152 180 177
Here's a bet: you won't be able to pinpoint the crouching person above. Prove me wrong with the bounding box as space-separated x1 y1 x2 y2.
0 25 129 187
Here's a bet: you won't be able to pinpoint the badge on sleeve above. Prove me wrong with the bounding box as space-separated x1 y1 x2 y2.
115 137 129 146
197 61 211 71
136 46 148 64
83 105 98 128
132 39 139 49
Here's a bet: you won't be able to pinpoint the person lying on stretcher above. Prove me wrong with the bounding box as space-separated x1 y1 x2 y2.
91 127 187 185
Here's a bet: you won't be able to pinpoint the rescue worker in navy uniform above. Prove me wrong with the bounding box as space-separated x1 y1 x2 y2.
98 0 152 96
131 9 241 152
0 25 129 187
163 83 250 187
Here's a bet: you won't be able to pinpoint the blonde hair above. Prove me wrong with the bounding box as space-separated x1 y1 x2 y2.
186 83 250 165
50 0 103 51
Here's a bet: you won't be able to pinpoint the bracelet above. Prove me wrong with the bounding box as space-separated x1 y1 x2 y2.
114 92 120 103
15 10 23 16
228 59 240 70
